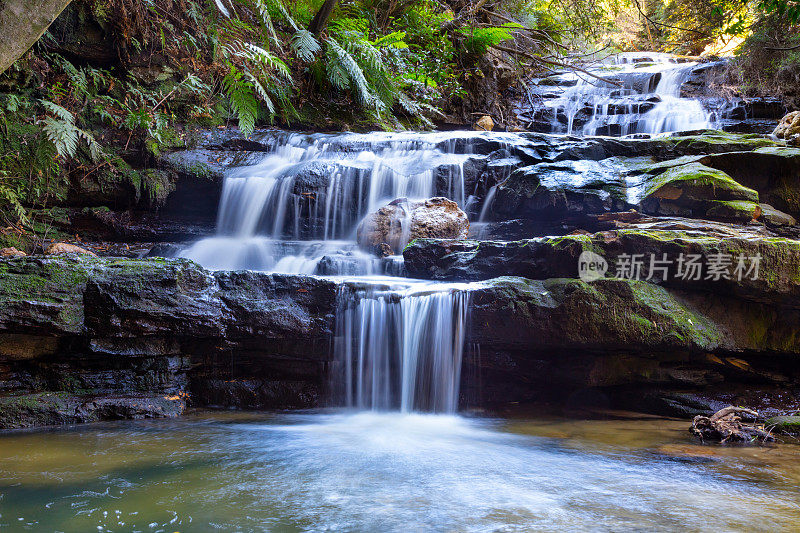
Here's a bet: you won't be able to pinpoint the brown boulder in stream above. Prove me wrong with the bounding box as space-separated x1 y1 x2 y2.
356 197 469 255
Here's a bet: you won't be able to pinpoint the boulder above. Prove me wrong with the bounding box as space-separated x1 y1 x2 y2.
357 197 469 255
46 242 98 256
773 110 800 140
1 247 26 257
638 162 759 219
491 160 630 222
474 115 494 131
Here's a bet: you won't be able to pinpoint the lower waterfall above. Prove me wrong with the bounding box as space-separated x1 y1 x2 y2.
333 282 470 413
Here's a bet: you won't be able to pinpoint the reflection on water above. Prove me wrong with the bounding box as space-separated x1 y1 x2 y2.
1 411 799 532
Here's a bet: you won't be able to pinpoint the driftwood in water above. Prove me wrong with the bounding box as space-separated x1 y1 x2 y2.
691 406 775 443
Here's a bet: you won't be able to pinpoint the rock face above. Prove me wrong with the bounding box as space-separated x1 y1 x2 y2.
0 256 337 428
357 197 469 255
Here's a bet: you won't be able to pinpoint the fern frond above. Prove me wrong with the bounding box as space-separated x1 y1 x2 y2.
291 30 321 63
76 128 104 162
242 43 292 81
325 38 375 107
40 100 74 123
373 31 408 49
245 72 276 115
42 116 79 158
253 0 280 50
223 67 258 136
213 0 231 17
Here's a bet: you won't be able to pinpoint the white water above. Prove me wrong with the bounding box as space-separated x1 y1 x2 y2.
180 132 501 273
180 132 505 413
334 281 471 413
540 52 714 136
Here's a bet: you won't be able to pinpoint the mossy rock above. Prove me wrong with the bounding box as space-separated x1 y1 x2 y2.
640 162 758 217
705 200 760 222
766 415 800 435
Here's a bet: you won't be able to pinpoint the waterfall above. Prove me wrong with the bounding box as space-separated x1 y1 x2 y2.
536 52 714 136
334 283 470 413
180 132 487 273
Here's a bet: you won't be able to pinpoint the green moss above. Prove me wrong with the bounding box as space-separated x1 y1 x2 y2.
642 162 759 203
705 200 760 221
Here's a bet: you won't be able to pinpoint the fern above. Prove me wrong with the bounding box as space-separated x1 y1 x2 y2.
325 38 378 108
0 172 28 226
214 0 231 18
41 116 79 158
39 100 103 161
242 43 292 81
458 23 523 55
223 67 259 135
253 0 280 50
245 72 276 115
41 100 74 123
291 30 321 62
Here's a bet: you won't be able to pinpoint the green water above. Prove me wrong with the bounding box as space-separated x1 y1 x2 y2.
1 410 799 532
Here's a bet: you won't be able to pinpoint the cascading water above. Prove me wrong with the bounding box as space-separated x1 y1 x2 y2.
179 131 507 413
531 52 715 136
180 132 488 274
334 282 470 413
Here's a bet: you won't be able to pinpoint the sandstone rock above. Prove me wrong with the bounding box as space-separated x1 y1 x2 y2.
0 392 185 430
356 197 469 255
403 228 800 310
758 203 797 227
1 247 26 257
46 242 97 256
474 115 494 131
700 147 800 217
773 110 800 140
638 162 758 218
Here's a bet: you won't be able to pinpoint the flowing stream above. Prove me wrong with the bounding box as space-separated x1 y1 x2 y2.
5 61 796 529
2 412 800 531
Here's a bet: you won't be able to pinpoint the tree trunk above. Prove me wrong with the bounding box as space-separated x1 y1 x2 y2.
308 0 338 35
0 0 73 74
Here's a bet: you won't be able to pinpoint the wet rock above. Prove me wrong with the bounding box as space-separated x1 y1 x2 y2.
0 256 339 428
638 162 759 219
700 147 800 217
0 392 185 430
491 160 630 222
758 204 797 227
403 229 800 310
357 197 469 255
766 415 800 435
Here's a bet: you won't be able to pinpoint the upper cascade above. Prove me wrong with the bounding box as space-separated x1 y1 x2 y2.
522 52 716 136
180 131 517 274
